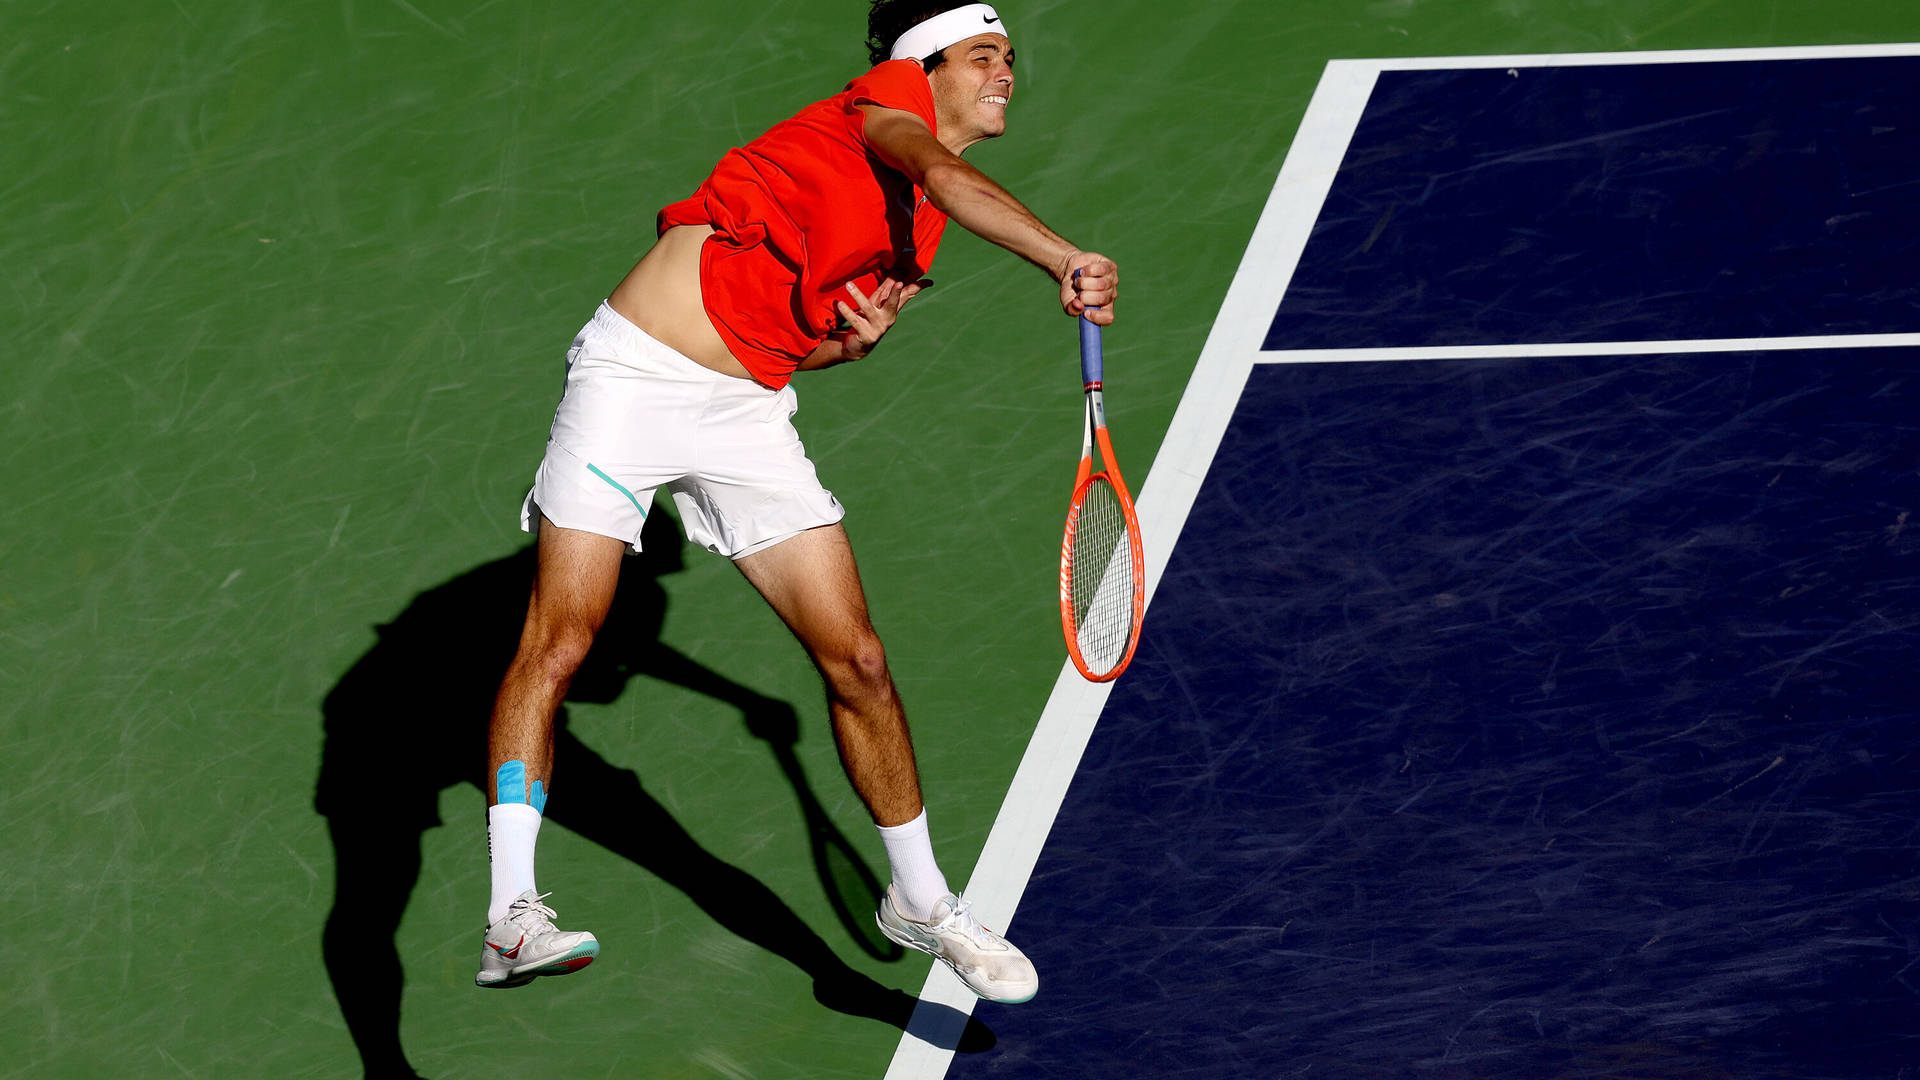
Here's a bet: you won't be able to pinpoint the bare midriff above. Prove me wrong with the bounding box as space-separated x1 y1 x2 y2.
607 225 756 381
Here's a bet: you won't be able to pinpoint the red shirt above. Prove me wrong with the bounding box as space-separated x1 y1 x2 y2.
657 60 950 388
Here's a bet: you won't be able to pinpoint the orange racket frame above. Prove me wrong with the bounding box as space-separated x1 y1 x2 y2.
1059 314 1146 682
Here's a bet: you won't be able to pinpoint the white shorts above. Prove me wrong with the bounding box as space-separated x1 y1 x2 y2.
519 302 844 559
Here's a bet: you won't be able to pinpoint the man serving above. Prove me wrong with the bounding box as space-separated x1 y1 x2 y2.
477 0 1118 1005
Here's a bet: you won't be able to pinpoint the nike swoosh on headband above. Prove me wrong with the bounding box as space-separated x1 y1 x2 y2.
889 4 1010 62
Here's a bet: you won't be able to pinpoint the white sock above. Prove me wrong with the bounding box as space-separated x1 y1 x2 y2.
877 808 951 922
487 803 543 925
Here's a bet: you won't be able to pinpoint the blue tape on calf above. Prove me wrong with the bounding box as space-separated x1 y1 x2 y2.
495 760 529 807
530 780 547 815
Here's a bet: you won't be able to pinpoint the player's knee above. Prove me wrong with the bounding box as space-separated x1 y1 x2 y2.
517 621 597 687
823 635 892 698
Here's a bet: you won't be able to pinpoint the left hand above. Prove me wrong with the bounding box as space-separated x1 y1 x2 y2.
835 276 932 360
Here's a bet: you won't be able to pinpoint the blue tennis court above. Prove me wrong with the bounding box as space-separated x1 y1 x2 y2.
902 45 1920 1079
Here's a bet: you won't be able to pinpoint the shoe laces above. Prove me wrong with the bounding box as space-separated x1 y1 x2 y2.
507 891 560 932
929 895 997 948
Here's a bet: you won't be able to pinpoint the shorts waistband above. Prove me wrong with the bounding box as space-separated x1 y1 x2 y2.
586 301 758 388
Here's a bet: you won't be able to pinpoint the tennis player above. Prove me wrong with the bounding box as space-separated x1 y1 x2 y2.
478 0 1117 1005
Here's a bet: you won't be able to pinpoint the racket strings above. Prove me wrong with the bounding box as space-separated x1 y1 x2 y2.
1069 475 1136 673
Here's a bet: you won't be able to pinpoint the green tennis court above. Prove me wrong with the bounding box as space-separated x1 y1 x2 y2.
6 2 1912 1076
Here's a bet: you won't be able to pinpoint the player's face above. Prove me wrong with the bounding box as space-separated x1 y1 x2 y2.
928 34 1015 148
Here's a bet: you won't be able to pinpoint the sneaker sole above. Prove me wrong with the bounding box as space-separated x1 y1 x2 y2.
475 941 600 989
876 916 1037 1005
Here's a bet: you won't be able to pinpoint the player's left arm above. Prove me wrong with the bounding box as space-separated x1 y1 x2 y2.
797 276 932 369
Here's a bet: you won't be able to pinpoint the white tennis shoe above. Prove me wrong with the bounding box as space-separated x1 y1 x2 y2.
876 887 1038 1004
475 890 599 989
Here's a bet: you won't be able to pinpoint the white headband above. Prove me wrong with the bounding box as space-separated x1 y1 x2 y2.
889 4 1009 62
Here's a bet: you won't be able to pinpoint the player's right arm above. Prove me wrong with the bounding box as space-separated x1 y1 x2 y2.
858 104 1117 324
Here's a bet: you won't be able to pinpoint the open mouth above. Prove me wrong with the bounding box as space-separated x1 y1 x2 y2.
980 95 1009 107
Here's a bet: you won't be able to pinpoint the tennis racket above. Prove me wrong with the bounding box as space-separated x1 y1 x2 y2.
1059 308 1145 682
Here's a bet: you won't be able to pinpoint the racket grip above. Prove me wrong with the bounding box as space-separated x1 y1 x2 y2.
1072 266 1104 384
1079 310 1103 385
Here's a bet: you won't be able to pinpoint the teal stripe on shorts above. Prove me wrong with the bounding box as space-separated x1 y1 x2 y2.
586 463 648 520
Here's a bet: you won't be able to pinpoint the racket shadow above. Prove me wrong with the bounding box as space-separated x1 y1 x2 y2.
749 709 906 964
315 518 984 1078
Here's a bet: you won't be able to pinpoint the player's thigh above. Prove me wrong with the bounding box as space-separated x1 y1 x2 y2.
733 524 879 657
524 516 628 644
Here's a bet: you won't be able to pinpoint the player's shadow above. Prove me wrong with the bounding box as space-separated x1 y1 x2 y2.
315 515 991 1078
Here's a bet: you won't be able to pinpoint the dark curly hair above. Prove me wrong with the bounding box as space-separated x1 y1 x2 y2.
866 0 973 70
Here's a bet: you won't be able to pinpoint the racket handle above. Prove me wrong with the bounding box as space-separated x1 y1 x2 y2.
1078 311 1103 385
1072 266 1104 384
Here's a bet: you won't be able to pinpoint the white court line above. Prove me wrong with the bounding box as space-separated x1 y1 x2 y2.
1354 40 1920 70
880 40 1920 1080
1262 333 1920 365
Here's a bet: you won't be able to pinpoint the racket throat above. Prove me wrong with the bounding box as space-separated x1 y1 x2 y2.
1085 385 1108 429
